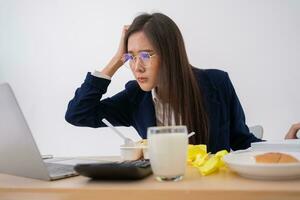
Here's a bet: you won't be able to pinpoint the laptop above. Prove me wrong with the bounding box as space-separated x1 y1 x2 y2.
0 83 105 181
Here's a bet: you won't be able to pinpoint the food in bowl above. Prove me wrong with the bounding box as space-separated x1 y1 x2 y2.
141 146 149 159
137 139 147 145
255 152 299 163
136 139 148 159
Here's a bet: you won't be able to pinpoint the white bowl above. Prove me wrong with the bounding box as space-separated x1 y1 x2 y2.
120 145 143 160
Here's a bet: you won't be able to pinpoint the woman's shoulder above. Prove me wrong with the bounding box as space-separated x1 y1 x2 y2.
125 80 139 90
124 80 147 104
193 67 230 88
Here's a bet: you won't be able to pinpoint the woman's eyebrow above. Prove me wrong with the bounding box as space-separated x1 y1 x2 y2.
128 49 154 54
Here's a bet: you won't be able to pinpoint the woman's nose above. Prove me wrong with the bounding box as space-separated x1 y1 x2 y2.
132 59 145 72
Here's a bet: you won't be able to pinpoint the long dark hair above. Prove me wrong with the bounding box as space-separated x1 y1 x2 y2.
125 13 209 145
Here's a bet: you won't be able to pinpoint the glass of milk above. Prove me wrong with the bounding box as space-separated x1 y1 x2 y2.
147 126 188 181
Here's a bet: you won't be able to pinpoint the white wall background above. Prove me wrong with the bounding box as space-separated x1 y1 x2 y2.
0 0 299 156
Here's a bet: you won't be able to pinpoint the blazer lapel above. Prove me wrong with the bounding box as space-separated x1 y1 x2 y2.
135 92 157 138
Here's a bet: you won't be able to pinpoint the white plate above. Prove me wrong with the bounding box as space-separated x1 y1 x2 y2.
223 150 300 180
251 139 300 152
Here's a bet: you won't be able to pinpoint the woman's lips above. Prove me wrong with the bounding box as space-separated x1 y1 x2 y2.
137 77 148 83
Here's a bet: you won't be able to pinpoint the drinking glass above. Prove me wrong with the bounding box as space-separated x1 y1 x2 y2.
147 126 188 181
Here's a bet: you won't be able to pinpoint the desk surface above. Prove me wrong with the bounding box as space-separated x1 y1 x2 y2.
0 156 299 200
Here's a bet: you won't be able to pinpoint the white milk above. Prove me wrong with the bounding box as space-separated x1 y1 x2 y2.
148 133 188 178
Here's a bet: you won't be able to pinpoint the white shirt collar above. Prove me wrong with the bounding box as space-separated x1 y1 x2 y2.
151 87 159 102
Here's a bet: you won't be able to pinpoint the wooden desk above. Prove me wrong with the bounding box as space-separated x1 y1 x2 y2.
0 157 299 200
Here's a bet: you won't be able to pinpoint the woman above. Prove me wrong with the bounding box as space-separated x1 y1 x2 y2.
65 12 262 153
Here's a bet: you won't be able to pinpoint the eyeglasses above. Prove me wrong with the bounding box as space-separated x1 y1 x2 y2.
124 51 156 69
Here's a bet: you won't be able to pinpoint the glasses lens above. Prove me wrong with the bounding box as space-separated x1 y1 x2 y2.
140 52 151 61
124 53 133 62
139 52 151 66
126 52 153 69
123 53 132 69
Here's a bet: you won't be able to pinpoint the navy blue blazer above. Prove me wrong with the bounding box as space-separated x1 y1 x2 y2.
65 68 261 153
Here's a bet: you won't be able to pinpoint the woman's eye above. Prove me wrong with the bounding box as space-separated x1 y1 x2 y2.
124 54 133 61
140 52 150 59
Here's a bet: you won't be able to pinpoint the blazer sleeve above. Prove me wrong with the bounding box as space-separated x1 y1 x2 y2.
65 72 134 128
225 74 262 150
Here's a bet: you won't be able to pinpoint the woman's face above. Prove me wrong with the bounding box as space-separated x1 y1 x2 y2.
127 31 160 91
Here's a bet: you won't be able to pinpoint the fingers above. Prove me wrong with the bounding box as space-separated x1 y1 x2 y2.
122 25 130 35
291 122 300 131
285 122 300 139
285 132 297 139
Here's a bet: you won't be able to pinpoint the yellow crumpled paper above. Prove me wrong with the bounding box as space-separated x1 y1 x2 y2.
187 144 228 176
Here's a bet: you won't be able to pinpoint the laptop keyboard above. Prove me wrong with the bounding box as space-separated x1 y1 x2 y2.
45 162 76 176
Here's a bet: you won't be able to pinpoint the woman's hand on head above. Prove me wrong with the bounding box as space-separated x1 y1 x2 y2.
115 25 130 62
100 25 130 77
284 122 300 139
